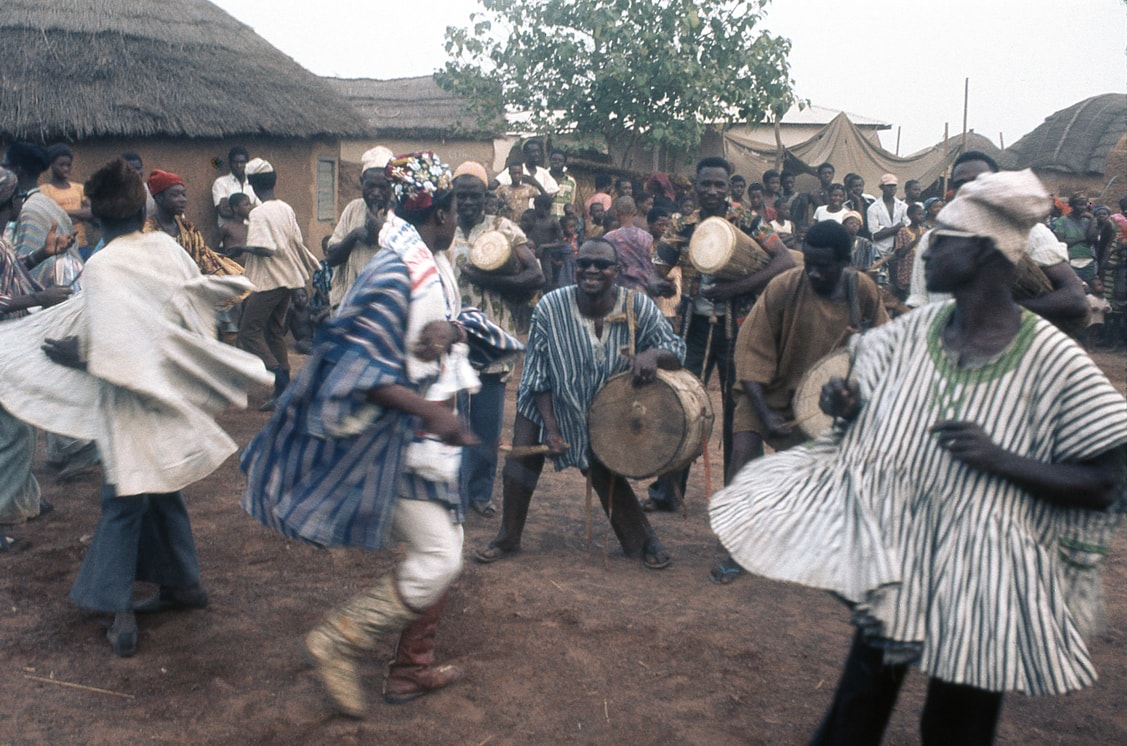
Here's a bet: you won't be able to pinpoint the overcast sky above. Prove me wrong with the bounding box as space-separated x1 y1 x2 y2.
213 0 1126 155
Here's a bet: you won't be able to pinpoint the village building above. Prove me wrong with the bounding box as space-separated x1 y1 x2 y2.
1000 93 1127 201
1 0 370 250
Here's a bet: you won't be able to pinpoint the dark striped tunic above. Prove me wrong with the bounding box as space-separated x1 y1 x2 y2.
241 248 522 550
710 303 1127 695
517 286 686 472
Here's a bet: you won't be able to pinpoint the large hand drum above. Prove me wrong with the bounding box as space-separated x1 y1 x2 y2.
469 230 520 274
588 369 714 479
792 348 852 439
688 217 771 280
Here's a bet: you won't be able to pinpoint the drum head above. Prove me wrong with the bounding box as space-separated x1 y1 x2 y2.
792 348 851 439
588 370 708 479
688 217 735 274
470 230 512 271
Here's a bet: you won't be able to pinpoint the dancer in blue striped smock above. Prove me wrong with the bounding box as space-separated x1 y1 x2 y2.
474 237 685 570
241 153 521 717
710 170 1127 745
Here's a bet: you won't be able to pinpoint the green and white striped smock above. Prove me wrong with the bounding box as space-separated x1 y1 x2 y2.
710 302 1127 695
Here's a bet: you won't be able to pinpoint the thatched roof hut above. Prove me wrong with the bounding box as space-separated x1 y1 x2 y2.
1000 94 1127 176
325 76 503 141
0 0 370 142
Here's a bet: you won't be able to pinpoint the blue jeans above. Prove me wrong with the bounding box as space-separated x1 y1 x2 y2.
69 484 201 612
458 373 507 511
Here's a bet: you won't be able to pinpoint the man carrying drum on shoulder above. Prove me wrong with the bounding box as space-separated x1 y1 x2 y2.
711 220 889 584
647 156 794 511
450 162 545 518
474 238 685 570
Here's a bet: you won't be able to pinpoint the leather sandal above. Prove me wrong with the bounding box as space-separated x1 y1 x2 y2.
470 500 497 518
0 535 30 553
472 544 518 564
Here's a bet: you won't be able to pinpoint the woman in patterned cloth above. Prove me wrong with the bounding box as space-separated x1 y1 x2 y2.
241 152 522 717
710 170 1127 745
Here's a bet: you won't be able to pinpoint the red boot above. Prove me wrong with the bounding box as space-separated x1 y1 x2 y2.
382 592 464 704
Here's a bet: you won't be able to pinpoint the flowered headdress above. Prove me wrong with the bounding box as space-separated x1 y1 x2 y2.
386 151 452 212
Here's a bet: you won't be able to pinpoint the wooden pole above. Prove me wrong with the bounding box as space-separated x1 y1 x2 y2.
962 78 969 151
774 114 784 172
895 126 901 156
999 131 1005 150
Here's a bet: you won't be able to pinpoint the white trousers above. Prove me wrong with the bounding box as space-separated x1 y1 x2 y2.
391 499 464 610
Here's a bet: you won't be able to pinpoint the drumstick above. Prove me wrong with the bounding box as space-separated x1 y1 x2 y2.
498 444 554 458
700 430 713 504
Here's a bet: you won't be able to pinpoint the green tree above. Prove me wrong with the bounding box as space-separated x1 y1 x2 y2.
438 0 797 167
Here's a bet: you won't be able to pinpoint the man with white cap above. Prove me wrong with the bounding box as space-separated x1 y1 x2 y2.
450 160 544 516
710 169 1127 744
324 146 394 310
229 158 318 410
865 173 908 257
211 145 259 228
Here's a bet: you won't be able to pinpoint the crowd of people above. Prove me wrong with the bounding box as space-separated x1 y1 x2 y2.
1 134 1125 744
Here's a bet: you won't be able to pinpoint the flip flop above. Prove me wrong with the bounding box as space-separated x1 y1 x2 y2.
709 558 744 585
642 538 672 570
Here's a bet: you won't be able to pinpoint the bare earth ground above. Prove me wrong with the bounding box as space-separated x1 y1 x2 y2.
1 350 1124 745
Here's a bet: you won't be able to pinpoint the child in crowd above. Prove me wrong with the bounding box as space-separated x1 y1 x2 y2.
218 192 253 264
559 214 580 286
769 199 796 248
527 194 567 289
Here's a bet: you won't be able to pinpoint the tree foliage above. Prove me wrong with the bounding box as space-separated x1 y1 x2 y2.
437 0 797 165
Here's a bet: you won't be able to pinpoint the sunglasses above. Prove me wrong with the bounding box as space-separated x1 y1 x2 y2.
576 258 618 270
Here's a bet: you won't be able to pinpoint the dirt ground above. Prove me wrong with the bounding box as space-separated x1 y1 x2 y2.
1 349 1125 745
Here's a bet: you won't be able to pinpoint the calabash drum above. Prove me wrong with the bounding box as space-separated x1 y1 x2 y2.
792 347 851 440
688 217 771 280
469 230 520 274
588 369 714 479
1011 253 1053 301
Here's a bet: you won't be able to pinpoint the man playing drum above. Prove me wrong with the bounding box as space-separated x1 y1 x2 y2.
474 238 686 570
711 220 888 584
647 156 794 511
450 162 545 517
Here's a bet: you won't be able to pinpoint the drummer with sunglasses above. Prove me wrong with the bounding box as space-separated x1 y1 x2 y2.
475 238 686 570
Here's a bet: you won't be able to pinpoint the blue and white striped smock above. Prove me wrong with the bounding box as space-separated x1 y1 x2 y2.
517 286 686 472
241 248 522 550
710 303 1127 695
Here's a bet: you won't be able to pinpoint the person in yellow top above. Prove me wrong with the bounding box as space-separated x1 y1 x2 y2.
38 144 92 255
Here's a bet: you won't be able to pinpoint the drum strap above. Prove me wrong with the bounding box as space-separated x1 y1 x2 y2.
625 289 637 356
845 269 864 331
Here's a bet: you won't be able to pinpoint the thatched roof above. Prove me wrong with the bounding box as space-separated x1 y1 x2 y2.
0 0 371 141
1000 94 1127 175
325 76 503 140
